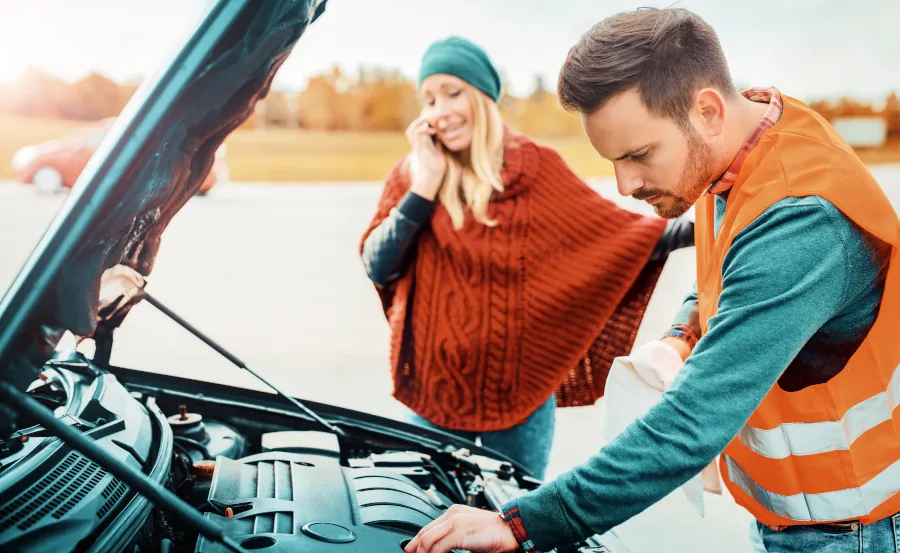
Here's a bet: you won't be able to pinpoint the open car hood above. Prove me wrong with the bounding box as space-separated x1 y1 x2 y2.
0 0 328 397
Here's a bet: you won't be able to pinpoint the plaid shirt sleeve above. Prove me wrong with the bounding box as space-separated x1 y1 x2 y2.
500 499 538 553
662 324 699 349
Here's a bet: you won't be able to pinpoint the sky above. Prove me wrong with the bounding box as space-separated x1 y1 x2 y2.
0 0 897 102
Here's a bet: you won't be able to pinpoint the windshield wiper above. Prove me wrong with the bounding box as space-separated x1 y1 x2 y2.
139 290 345 438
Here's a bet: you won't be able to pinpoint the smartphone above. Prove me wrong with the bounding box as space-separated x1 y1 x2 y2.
426 123 437 151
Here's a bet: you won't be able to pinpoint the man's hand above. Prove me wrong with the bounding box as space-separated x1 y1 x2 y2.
660 336 692 361
403 505 520 553
98 264 145 315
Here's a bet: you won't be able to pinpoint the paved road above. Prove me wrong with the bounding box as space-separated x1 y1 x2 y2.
2 165 899 552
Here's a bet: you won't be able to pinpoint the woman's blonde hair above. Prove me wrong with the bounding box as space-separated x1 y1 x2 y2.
437 85 505 230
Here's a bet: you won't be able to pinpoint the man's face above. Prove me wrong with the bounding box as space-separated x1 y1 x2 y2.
582 87 720 218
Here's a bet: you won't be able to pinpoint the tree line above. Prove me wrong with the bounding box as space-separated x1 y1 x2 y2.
1 66 898 139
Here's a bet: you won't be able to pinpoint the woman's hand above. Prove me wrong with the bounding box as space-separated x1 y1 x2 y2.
405 116 447 200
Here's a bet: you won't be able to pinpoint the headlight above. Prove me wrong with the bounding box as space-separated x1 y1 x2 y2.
11 147 38 172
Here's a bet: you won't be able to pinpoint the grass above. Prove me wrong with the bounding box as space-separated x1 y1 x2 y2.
855 143 900 165
226 126 618 181
0 114 612 182
2 114 898 184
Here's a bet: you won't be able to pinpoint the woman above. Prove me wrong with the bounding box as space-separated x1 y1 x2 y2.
359 36 694 480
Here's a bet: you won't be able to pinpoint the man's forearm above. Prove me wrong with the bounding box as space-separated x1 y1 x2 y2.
662 280 700 352
501 202 852 552
507 327 810 550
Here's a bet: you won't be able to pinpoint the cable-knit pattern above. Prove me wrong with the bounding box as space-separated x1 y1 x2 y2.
360 129 667 432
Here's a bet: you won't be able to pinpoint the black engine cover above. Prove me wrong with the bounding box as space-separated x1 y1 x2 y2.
195 450 446 552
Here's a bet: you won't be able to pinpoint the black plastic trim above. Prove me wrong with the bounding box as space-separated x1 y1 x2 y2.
86 397 173 553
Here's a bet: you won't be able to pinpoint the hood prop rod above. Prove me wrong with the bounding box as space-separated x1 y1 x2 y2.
139 290 345 438
0 381 249 553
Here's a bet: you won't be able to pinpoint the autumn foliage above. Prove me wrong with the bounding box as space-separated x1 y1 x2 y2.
0 68 136 121
1 66 898 140
0 66 583 137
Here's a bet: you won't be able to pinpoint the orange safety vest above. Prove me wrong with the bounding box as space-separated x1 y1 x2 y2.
697 93 900 527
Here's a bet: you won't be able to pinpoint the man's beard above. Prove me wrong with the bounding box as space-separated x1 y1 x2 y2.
636 128 717 219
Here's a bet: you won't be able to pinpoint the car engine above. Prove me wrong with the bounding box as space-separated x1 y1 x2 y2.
0 355 610 553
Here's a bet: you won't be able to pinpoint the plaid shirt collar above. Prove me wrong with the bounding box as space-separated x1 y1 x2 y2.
704 87 784 196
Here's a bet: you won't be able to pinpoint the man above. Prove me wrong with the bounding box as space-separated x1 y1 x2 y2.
404 7 899 553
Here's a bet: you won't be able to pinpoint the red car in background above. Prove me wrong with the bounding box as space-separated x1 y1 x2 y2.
11 117 229 195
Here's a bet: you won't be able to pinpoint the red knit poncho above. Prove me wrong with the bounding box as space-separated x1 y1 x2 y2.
361 129 668 432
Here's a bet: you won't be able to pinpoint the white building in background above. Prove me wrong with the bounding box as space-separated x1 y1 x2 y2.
832 116 888 148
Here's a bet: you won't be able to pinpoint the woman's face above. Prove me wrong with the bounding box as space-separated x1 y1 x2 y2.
418 74 476 152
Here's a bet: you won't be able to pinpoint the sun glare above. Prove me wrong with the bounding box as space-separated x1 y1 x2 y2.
0 59 25 83
0 8 32 83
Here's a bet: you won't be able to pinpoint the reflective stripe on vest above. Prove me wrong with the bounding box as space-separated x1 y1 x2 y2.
738 363 900 459
724 455 900 522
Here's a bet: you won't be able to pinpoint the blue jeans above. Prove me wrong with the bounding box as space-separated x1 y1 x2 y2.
749 514 900 552
399 394 556 480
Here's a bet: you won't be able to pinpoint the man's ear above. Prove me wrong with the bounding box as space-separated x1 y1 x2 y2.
695 88 727 137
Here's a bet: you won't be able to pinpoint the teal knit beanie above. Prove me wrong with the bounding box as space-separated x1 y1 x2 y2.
417 36 502 103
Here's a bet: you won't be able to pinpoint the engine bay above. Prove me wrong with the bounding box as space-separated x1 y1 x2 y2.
0 353 610 553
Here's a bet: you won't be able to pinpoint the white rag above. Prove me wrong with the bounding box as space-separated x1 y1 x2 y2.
600 340 723 517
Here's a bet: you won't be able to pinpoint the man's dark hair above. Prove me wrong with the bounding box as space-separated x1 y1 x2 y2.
557 7 736 125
